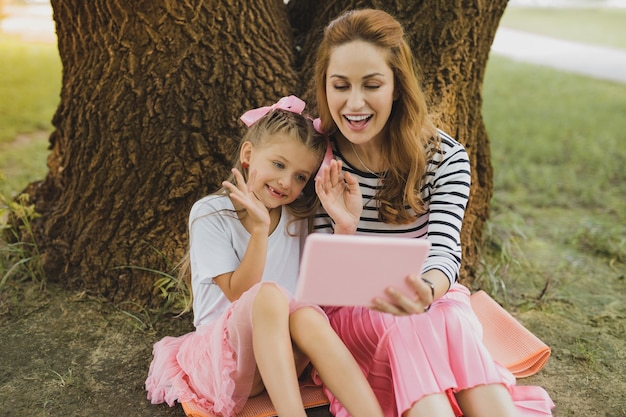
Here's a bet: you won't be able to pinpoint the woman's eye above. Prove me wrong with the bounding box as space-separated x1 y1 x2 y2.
333 84 349 91
365 84 380 89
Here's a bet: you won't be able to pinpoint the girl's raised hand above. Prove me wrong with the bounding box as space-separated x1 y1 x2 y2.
315 160 362 234
222 168 271 229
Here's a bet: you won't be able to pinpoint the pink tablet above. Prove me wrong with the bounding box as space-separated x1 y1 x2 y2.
295 233 431 306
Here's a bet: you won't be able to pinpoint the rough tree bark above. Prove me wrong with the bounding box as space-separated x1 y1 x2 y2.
26 0 506 306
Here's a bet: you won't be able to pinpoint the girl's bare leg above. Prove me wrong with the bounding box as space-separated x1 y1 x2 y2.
455 384 518 417
289 307 384 417
403 393 456 417
252 285 307 417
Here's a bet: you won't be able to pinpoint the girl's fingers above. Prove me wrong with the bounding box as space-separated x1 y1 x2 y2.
228 167 257 195
230 168 247 191
222 180 237 193
246 168 257 192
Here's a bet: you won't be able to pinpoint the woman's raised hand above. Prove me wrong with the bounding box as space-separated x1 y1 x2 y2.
315 160 362 234
222 168 271 229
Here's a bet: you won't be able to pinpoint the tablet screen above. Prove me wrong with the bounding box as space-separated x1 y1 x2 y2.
295 233 431 306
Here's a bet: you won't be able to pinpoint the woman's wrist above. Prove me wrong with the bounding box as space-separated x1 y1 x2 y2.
421 278 435 312
420 270 450 301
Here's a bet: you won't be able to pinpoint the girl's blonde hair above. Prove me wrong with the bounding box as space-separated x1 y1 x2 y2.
314 9 440 224
178 109 326 312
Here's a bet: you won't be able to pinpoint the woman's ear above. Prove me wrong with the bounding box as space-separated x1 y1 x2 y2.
240 141 253 167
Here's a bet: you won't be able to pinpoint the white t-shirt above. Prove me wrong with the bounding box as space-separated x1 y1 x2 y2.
189 195 307 327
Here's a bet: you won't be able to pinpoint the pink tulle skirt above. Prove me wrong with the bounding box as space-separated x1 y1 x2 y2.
324 283 554 417
145 282 324 417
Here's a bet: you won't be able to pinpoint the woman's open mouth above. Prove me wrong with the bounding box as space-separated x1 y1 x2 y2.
344 114 372 130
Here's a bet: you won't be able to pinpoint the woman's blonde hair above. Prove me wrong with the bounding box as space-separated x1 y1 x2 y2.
178 109 326 312
314 9 440 223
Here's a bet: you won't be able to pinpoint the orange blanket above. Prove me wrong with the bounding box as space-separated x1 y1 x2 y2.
182 290 551 417
470 290 551 378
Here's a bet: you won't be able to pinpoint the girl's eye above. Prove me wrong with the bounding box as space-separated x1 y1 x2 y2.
273 161 285 169
296 174 308 183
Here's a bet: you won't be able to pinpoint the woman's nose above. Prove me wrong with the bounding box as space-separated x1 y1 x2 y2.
347 88 365 109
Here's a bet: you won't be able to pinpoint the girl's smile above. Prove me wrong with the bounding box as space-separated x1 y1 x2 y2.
243 133 320 209
265 184 287 199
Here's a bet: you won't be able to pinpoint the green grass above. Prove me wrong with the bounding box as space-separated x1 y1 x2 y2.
500 7 626 49
0 33 60 196
478 54 626 302
0 32 59 290
0 33 61 144
482 55 626 214
0 132 50 197
482 6 626 296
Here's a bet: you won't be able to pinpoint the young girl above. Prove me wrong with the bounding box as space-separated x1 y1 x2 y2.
312 9 555 417
145 96 383 417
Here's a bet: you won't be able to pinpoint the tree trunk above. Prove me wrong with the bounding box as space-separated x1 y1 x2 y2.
26 0 505 305
34 0 298 305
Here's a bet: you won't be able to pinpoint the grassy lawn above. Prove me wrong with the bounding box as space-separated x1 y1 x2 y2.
468 5 626 302
0 33 60 196
479 54 626 295
481 7 626 286
483 55 626 213
0 34 60 144
501 6 626 49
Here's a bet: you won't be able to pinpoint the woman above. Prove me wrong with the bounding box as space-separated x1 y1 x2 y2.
313 9 554 417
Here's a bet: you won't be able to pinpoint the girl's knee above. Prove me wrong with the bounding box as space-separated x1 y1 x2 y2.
290 307 333 343
256 282 288 300
253 283 289 315
290 306 326 324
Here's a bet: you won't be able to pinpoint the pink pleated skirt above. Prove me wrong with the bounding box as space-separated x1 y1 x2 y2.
145 282 324 417
323 283 554 417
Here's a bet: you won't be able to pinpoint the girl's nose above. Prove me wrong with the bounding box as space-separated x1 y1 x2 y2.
277 175 291 190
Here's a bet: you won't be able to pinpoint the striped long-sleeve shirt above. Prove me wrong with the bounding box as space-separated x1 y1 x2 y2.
313 130 471 287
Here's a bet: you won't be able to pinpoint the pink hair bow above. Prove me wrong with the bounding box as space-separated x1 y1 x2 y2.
240 95 306 127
